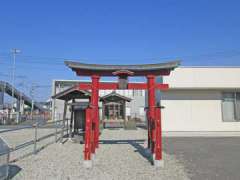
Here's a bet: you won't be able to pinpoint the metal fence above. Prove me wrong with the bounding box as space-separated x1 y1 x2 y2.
0 119 69 178
0 112 51 126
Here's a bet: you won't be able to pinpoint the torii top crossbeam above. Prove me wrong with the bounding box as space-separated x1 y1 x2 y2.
65 61 180 76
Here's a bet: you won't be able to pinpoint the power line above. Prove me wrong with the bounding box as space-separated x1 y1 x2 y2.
0 60 65 66
1 49 240 63
0 73 26 79
0 63 67 71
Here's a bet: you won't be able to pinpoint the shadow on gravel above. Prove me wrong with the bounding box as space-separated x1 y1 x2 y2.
8 164 22 179
100 139 153 164
129 140 153 164
106 128 121 130
100 139 145 144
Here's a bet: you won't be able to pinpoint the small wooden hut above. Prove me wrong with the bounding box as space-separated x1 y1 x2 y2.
52 85 91 141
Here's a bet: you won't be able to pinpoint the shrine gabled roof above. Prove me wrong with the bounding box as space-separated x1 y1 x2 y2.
100 91 132 102
64 61 180 76
52 85 91 101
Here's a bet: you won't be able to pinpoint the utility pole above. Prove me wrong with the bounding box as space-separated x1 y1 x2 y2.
11 48 21 112
17 77 27 115
30 83 35 120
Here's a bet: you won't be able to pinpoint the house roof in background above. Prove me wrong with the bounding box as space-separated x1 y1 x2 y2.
52 85 91 101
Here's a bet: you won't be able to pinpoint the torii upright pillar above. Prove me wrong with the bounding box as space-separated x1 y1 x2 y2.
83 75 100 167
147 75 163 167
90 75 100 155
147 75 156 153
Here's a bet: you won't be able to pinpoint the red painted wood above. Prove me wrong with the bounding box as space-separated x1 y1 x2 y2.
84 108 92 160
95 108 100 148
91 75 100 152
155 107 162 160
77 82 169 90
128 83 148 89
78 83 91 90
99 83 118 89
155 83 169 90
147 75 156 153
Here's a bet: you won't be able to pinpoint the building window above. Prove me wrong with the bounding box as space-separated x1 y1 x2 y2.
222 92 240 122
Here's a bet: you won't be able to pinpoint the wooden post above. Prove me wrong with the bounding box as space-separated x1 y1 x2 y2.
55 120 58 142
66 115 69 137
102 101 105 120
147 75 156 154
91 75 100 152
69 99 75 139
69 109 73 139
61 101 67 143
33 123 38 154
84 108 92 168
154 107 163 167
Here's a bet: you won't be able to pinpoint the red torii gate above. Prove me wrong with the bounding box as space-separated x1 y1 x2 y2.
65 61 180 167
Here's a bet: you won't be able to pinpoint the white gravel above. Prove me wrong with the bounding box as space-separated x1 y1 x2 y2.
4 128 190 180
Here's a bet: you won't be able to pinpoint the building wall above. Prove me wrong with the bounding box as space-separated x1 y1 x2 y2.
164 67 240 89
161 67 240 132
161 90 238 131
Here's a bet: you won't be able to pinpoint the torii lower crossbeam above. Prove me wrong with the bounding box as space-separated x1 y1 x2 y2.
77 82 169 90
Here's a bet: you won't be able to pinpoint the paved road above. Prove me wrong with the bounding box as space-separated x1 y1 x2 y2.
164 137 240 180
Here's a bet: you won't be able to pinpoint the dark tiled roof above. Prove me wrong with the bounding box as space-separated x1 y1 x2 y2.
64 61 180 76
52 85 91 101
100 91 131 102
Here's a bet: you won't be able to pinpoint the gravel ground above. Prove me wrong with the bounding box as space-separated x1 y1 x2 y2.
5 128 190 180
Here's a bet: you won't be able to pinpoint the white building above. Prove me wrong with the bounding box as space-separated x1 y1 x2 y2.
52 67 240 135
161 67 240 135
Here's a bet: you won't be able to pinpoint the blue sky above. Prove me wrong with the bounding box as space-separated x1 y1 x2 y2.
0 0 240 101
